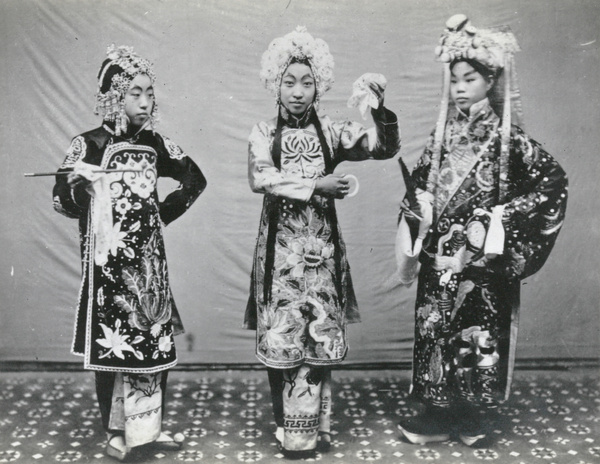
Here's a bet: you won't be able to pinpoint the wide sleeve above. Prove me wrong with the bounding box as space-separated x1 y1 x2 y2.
328 107 401 163
248 121 317 201
156 135 207 226
411 132 436 191
52 135 90 218
497 127 568 279
394 134 435 285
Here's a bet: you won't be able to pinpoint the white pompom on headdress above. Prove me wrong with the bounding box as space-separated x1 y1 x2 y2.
259 26 335 106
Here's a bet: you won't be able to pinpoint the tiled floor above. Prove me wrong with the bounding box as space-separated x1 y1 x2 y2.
0 369 598 463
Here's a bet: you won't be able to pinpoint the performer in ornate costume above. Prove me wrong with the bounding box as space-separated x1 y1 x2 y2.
244 27 401 458
395 15 568 446
53 45 206 461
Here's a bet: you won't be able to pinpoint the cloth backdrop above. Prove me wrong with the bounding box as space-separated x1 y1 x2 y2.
1 0 598 365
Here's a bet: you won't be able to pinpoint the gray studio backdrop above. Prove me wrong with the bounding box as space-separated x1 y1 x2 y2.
1 0 598 365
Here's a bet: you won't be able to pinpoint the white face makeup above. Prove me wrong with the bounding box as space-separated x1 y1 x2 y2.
279 62 316 116
124 74 155 128
450 61 492 113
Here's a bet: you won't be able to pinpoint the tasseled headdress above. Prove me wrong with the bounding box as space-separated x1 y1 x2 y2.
94 45 158 136
259 26 335 109
427 14 522 202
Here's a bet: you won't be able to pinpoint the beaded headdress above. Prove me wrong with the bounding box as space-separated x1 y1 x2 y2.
427 15 523 202
94 45 158 136
260 26 335 107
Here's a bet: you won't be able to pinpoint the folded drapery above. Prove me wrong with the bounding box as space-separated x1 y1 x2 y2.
73 160 114 266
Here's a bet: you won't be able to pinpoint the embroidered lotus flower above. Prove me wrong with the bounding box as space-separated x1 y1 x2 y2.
285 236 334 278
96 319 144 360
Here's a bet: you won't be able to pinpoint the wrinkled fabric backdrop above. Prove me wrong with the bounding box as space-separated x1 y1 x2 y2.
1 0 598 365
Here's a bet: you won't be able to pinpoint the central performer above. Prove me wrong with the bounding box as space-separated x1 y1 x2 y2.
243 27 401 459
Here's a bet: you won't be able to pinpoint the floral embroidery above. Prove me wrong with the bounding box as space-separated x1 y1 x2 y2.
416 297 443 338
281 129 324 178
255 127 346 367
114 231 172 338
158 335 173 353
124 373 162 400
110 153 157 199
114 197 132 216
475 161 495 192
109 221 138 259
285 236 334 279
162 135 185 160
96 319 144 360
61 136 87 169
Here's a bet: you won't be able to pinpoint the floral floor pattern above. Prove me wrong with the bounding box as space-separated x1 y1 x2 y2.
0 369 598 464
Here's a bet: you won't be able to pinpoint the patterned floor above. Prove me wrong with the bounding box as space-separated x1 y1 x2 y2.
0 369 598 464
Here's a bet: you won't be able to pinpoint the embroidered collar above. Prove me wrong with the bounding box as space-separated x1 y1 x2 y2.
103 121 150 143
280 104 314 129
456 98 491 121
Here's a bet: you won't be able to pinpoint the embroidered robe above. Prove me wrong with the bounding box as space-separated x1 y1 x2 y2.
53 125 206 373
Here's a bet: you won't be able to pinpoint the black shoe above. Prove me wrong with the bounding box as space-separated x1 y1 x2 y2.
106 434 128 462
316 432 331 452
454 407 489 447
458 431 487 447
281 448 317 460
398 408 451 444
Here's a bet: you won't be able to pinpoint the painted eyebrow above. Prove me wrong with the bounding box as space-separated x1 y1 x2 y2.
450 70 476 79
130 85 154 91
282 73 314 80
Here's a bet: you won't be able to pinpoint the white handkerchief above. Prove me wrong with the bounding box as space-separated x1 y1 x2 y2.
73 160 113 266
347 73 387 119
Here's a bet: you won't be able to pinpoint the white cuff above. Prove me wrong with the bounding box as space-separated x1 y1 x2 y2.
484 204 506 259
395 216 422 285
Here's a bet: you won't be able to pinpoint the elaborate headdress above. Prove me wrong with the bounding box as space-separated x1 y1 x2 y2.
427 15 522 201
259 26 334 107
94 45 158 136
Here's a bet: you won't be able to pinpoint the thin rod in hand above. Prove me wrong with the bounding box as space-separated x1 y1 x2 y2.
24 169 143 177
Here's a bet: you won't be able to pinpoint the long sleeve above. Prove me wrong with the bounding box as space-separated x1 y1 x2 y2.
156 135 207 226
327 107 401 164
52 135 91 219
498 126 568 279
248 121 317 201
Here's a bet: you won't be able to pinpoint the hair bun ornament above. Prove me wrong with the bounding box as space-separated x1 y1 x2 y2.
445 14 469 32
435 14 519 72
